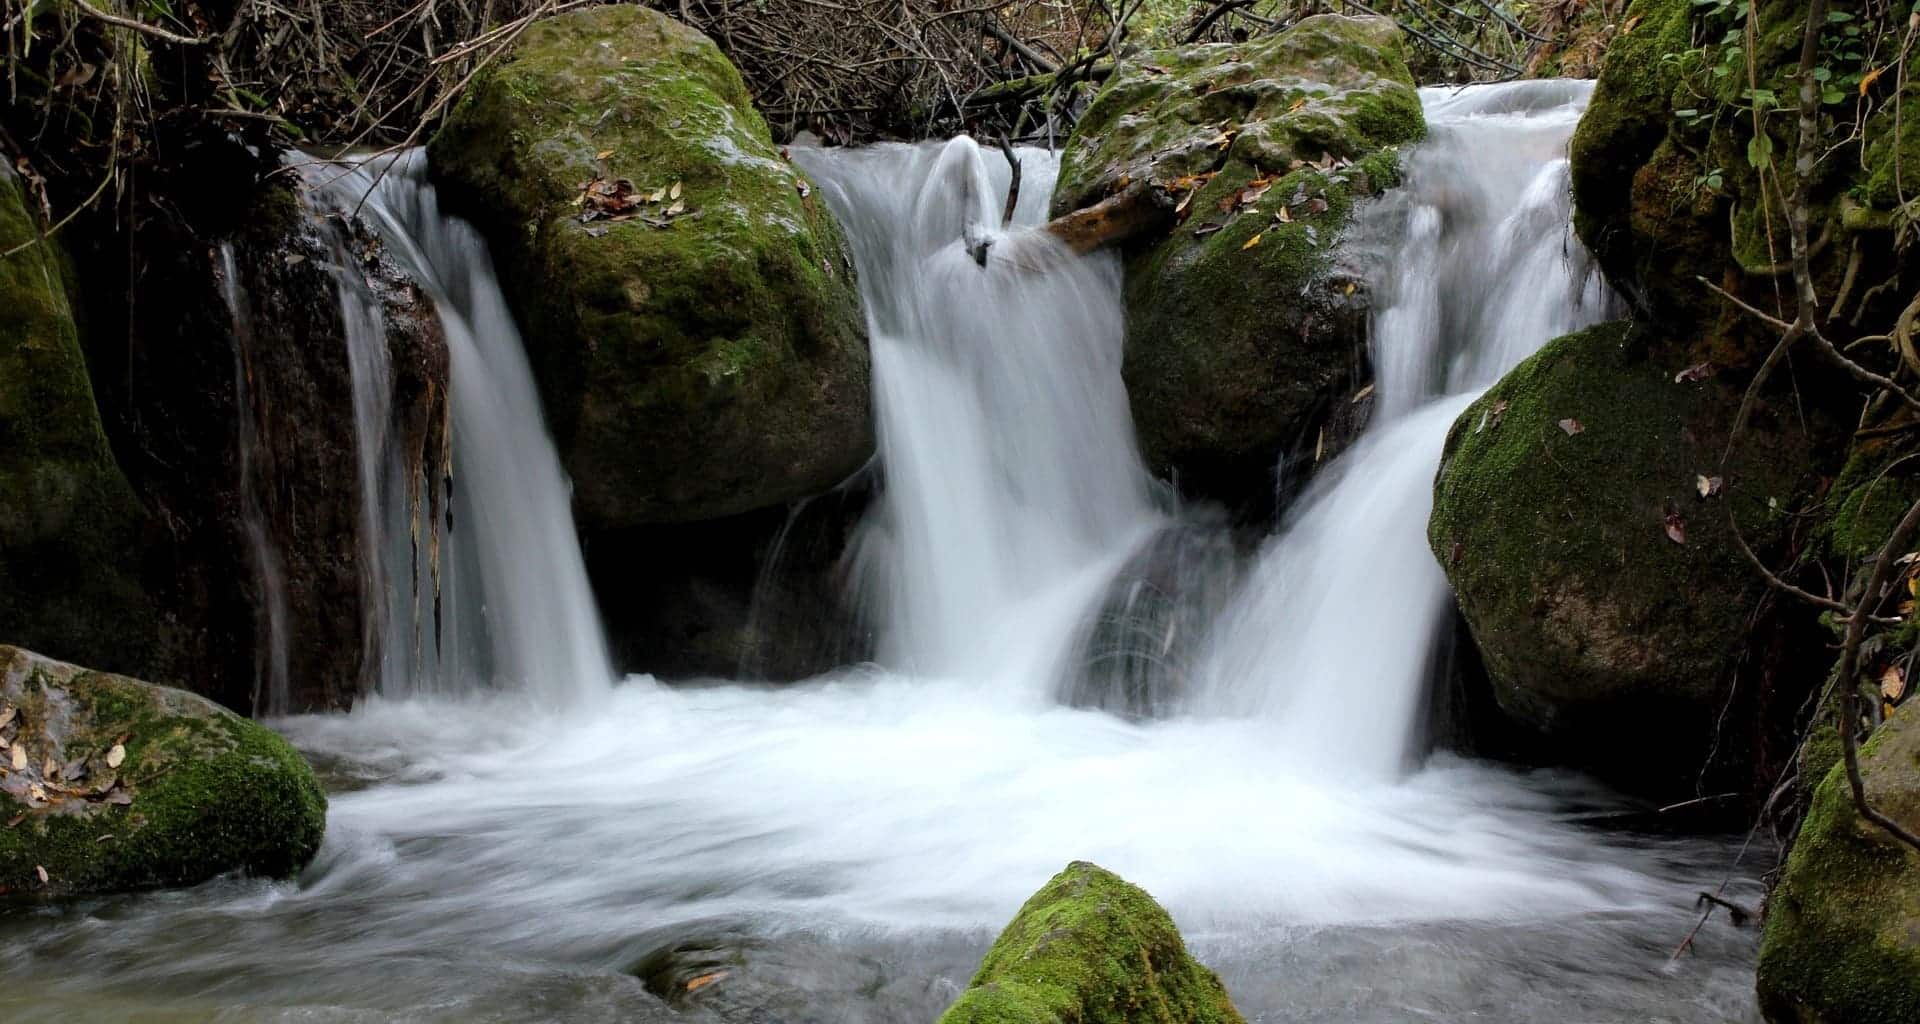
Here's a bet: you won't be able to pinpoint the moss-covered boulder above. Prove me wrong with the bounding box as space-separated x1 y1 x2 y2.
1051 14 1424 509
428 6 869 529
1757 705 1920 1023
0 160 158 676
938 861 1245 1024
1428 320 1826 788
0 645 325 896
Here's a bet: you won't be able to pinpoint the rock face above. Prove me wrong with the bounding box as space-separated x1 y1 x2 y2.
0 161 159 678
938 861 1245 1024
1757 706 1920 1023
1051 14 1424 512
1428 321 1825 788
1569 0 1911 333
429 6 871 530
0 645 325 896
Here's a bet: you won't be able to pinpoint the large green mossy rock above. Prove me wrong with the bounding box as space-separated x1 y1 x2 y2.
429 7 870 528
1757 706 1920 1023
1428 320 1824 787
937 861 1245 1024
0 645 325 896
0 161 157 675
1051 15 1424 508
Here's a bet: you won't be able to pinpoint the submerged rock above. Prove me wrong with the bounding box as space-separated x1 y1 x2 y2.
0 160 159 677
938 861 1245 1024
1757 706 1920 1023
0 645 325 896
1428 320 1824 790
1051 14 1424 513
428 6 871 530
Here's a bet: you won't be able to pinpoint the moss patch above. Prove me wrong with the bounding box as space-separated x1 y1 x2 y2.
1050 14 1423 508
0 163 158 676
428 6 870 528
1428 321 1826 786
1757 705 1920 1023
938 862 1245 1024
0 645 324 896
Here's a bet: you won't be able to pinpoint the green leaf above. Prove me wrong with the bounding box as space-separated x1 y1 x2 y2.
1747 133 1774 168
1824 87 1846 105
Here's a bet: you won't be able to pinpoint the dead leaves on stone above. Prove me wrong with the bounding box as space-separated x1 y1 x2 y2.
1168 147 1352 245
0 702 135 817
574 172 693 233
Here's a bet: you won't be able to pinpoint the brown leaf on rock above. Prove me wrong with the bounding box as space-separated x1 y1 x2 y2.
10 744 25 772
1665 510 1687 544
1882 664 1908 702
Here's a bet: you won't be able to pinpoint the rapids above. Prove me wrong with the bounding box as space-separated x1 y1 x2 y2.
0 82 1764 1022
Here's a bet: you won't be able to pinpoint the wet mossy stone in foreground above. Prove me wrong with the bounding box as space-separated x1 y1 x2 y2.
1050 14 1425 511
1757 705 1920 1023
428 6 870 530
938 861 1245 1024
0 645 325 897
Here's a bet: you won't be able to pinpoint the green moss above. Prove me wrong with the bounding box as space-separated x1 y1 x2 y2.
429 6 870 529
1428 321 1824 780
0 646 325 896
1046 14 1420 500
1053 14 1423 217
1757 707 1920 1023
0 164 158 676
1824 439 1920 560
938 862 1245 1024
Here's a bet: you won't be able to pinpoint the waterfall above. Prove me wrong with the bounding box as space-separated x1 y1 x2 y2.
298 152 613 704
795 139 1165 687
1193 80 1617 779
215 244 293 715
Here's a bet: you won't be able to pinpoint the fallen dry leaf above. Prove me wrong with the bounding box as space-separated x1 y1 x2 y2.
35 865 47 885
1665 510 1687 545
0 705 14 728
1241 232 1263 250
11 744 25 772
106 744 125 769
669 181 683 201
1674 361 1715 384
1883 664 1907 702
1861 66 1886 96
1559 418 1584 436
1697 475 1723 498
686 971 726 993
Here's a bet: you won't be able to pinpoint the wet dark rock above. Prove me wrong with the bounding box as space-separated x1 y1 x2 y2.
1428 320 1831 794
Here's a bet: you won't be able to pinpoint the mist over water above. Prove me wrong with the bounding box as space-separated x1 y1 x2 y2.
0 86 1760 1022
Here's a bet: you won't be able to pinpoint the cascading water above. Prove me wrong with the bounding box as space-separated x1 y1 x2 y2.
297 153 613 704
216 244 294 716
795 138 1164 685
1 88 1762 1023
1192 79 1621 781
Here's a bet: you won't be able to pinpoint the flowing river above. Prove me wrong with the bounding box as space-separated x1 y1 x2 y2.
0 82 1765 1022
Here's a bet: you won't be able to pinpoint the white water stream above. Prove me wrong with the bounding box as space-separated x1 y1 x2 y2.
0 84 1759 1022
